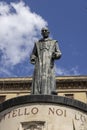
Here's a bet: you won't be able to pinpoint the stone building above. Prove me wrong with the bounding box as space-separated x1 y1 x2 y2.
0 76 87 103
0 76 87 130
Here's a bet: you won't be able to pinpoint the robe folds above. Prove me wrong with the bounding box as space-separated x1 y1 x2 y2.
30 38 61 94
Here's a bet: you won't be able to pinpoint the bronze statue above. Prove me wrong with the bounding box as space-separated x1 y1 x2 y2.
30 27 62 95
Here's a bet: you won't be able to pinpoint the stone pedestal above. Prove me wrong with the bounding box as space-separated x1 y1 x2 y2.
0 95 87 130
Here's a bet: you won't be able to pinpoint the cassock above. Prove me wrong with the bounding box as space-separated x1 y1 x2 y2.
30 38 61 94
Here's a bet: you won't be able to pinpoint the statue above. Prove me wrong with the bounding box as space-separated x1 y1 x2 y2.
30 27 62 95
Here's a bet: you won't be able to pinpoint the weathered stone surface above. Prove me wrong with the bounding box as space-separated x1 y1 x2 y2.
0 95 87 112
0 95 87 130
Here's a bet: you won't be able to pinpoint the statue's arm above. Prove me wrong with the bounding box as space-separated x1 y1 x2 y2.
30 43 37 64
52 40 62 59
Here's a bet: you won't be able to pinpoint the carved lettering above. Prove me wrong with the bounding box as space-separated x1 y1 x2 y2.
64 109 66 117
75 114 87 123
24 108 30 115
8 111 11 118
75 114 80 120
56 109 63 116
48 107 66 117
18 109 23 116
0 106 86 126
81 115 86 122
31 107 39 115
3 113 7 120
12 109 17 117
48 107 55 115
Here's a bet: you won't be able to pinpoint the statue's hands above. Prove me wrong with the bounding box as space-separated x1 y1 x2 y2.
52 52 57 59
52 52 61 59
30 55 36 64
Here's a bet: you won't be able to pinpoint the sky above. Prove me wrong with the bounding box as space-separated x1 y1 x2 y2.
0 0 87 77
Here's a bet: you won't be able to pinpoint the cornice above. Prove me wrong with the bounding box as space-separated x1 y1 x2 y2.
0 76 87 90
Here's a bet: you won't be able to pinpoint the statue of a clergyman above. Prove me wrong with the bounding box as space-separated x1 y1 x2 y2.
30 27 62 95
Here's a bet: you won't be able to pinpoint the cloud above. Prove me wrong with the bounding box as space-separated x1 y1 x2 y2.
0 66 16 77
0 1 47 67
0 1 80 77
55 65 80 76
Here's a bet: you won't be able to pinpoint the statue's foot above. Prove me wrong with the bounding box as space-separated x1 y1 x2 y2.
51 91 57 95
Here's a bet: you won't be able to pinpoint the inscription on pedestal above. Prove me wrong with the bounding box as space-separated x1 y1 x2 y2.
0 104 87 130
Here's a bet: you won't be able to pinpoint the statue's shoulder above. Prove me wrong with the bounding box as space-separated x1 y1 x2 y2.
34 39 43 43
36 38 58 43
35 39 42 47
49 39 58 43
38 39 43 42
34 40 41 45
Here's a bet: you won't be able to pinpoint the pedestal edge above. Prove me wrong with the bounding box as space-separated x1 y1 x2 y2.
0 95 87 113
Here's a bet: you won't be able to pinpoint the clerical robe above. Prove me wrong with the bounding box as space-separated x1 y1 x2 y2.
30 38 61 94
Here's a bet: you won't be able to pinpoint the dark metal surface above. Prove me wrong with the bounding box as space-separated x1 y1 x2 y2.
30 28 62 94
0 95 87 113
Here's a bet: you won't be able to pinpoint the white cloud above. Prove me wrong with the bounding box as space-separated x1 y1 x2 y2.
0 1 47 67
55 65 80 76
0 1 80 77
0 2 10 15
0 66 16 77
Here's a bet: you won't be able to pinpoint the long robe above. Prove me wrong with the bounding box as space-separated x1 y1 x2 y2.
30 38 61 94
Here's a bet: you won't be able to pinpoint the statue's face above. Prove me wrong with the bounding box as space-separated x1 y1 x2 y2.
41 28 49 38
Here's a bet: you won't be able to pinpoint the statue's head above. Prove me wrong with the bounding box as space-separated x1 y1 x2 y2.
41 27 50 38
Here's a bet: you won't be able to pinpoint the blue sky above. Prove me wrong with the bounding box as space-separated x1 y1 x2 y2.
0 0 87 77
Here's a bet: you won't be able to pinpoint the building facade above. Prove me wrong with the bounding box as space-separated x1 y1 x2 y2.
0 76 87 104
0 76 87 130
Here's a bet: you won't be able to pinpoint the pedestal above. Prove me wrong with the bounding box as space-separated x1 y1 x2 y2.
0 95 87 130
